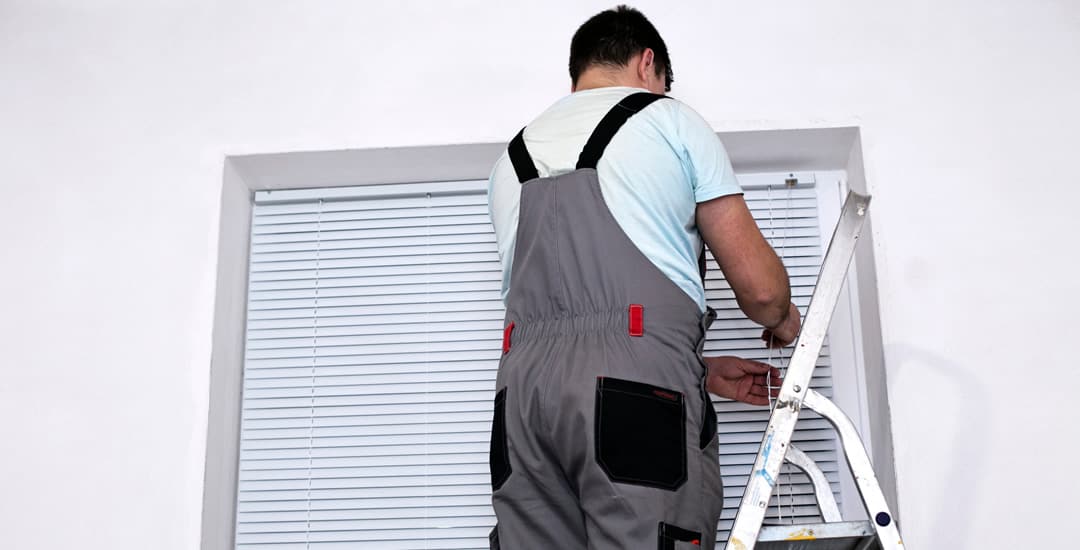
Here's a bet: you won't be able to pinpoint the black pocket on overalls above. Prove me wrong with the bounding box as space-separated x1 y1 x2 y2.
658 521 702 549
594 377 686 491
489 388 512 491
699 382 717 450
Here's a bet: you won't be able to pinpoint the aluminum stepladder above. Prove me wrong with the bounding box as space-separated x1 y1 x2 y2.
723 192 906 550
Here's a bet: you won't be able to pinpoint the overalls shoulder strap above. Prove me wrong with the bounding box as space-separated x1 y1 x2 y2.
576 92 707 283
505 92 669 184
508 128 540 184
576 91 668 169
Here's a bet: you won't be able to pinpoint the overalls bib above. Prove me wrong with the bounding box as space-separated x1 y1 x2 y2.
489 92 723 549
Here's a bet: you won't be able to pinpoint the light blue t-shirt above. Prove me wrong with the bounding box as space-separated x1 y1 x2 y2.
488 87 742 312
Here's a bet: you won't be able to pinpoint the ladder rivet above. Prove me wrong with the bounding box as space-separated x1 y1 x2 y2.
793 385 802 392
758 501 766 508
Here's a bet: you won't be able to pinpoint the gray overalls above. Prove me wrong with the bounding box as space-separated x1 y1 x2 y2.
489 92 723 549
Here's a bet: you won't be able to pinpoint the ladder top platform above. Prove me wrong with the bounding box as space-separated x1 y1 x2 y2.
756 521 882 550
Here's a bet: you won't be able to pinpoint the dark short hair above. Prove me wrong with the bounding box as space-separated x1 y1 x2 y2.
569 5 673 92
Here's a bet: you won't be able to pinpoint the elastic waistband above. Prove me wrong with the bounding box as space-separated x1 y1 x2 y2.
507 305 710 343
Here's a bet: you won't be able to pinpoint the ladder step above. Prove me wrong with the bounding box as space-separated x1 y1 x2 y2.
755 521 881 550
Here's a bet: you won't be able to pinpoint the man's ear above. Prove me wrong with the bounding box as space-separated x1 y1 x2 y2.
638 48 655 82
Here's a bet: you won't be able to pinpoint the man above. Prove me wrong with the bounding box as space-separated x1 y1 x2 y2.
486 6 801 549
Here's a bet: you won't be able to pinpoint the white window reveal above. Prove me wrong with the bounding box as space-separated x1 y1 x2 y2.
234 172 858 549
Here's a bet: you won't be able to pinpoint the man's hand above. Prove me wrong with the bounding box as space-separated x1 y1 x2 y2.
704 356 782 406
761 301 801 348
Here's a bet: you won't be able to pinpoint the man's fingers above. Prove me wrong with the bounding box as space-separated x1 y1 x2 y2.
741 394 770 406
762 328 795 348
740 359 773 374
752 379 782 398
762 334 787 349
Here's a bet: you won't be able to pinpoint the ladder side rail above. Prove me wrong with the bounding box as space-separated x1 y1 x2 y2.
726 191 871 550
803 389 905 550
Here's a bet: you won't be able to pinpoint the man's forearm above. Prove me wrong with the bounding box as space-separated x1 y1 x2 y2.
734 264 791 328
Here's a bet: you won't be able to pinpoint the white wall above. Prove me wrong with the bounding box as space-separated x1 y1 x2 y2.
1 1 1077 548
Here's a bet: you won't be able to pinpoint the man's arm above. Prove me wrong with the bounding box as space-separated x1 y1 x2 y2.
672 100 800 345
697 194 800 345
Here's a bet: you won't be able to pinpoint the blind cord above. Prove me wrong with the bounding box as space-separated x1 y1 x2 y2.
307 198 323 550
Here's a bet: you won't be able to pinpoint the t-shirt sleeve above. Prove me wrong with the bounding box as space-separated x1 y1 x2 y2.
675 102 742 203
487 151 519 301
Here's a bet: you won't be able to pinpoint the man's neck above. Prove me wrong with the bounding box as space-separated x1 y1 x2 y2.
573 69 642 92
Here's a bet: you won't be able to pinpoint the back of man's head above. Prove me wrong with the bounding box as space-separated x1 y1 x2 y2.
569 5 673 92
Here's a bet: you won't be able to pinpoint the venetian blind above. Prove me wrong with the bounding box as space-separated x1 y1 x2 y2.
235 175 841 549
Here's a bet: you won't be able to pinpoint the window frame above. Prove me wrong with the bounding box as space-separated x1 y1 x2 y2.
202 128 891 549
